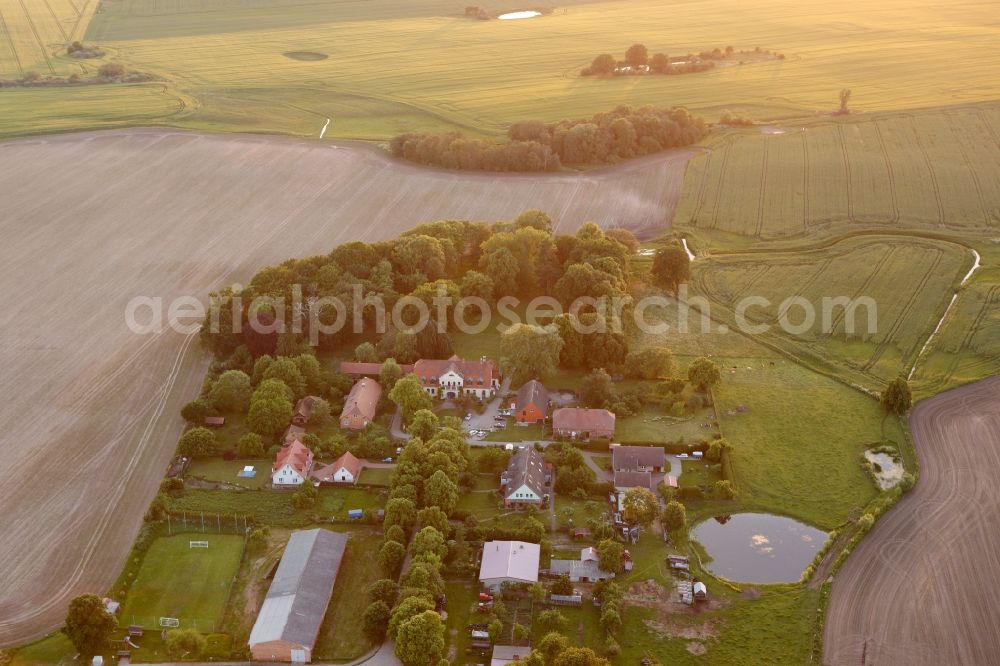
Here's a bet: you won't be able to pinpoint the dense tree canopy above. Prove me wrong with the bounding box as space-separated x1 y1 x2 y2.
390 105 707 171
65 594 116 657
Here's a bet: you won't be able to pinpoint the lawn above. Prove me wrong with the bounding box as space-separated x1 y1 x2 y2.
358 466 394 487
680 459 723 489
316 487 385 520
455 490 502 521
615 404 720 444
484 422 546 442
119 534 245 631
713 357 903 529
169 489 306 528
314 530 384 660
444 580 481 664
553 496 606 531
187 457 271 489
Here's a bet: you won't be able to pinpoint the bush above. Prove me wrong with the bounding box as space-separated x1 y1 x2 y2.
97 62 126 78
178 427 220 458
164 629 206 658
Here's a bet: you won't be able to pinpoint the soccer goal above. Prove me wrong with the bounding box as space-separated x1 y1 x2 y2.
189 540 209 549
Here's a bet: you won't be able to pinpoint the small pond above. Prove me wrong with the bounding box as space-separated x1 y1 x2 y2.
692 513 828 583
498 10 541 19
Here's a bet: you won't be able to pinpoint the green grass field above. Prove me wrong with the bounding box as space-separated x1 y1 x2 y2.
187 457 271 489
689 235 972 385
119 534 244 631
713 357 904 529
675 107 1000 239
314 530 383 660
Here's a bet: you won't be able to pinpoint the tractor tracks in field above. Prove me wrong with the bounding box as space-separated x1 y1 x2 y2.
864 250 942 371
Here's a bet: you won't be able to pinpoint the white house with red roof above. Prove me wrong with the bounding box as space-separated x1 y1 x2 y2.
272 440 314 486
413 355 500 400
311 451 363 485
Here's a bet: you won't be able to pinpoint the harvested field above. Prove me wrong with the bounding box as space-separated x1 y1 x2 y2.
824 375 1000 665
0 128 687 645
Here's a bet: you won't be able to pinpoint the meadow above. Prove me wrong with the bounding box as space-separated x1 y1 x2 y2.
118 534 244 631
2 0 999 138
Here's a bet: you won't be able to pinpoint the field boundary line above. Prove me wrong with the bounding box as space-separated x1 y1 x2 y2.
872 119 900 224
754 136 769 237
0 9 24 77
938 285 1000 387
825 244 896 336
801 129 810 232
15 0 55 73
864 250 942 371
837 124 854 221
68 0 92 42
904 116 946 227
946 112 992 228
41 0 68 42
708 136 734 231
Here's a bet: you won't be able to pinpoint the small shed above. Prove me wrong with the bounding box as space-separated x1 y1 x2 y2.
571 528 592 541
693 581 708 600
204 416 226 428
347 509 364 520
127 625 143 637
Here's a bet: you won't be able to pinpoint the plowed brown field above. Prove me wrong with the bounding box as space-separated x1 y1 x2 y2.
824 376 1000 665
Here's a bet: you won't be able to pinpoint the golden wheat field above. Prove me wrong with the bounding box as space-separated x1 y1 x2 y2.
2 0 1000 138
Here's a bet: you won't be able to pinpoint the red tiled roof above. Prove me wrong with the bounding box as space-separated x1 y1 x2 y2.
552 407 616 433
340 378 381 422
333 451 362 478
412 356 498 388
273 439 313 476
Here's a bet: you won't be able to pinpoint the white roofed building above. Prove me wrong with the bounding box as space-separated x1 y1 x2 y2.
479 540 540 592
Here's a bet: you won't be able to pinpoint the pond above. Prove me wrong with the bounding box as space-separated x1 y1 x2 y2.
498 10 541 19
692 513 828 583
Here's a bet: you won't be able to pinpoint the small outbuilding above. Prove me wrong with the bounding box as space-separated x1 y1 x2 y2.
311 451 362 485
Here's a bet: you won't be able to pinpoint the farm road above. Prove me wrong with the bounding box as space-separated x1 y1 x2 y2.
824 375 1000 665
0 128 691 645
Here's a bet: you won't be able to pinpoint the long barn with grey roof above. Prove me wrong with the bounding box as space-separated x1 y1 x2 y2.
248 529 348 662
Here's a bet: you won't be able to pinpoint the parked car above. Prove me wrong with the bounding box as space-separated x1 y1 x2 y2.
382 457 394 463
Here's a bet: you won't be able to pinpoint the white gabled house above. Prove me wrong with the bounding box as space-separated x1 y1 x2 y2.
272 440 314 486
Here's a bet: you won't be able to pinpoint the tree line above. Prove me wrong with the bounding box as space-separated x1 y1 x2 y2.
389 104 708 171
582 43 785 76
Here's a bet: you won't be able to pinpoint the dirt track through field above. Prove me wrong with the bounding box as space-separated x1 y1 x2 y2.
824 376 1000 665
0 129 689 645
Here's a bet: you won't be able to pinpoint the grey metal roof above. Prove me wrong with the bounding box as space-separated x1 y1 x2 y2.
249 529 348 648
612 445 665 470
515 380 550 415
613 470 653 490
504 447 547 499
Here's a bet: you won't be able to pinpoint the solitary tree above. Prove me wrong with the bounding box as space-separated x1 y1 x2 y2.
164 629 206 658
839 88 852 114
389 375 434 425
621 487 659 525
596 539 625 574
177 427 220 458
624 43 649 67
395 610 446 666
363 600 391 643
65 594 116 658
687 357 721 392
210 370 253 412
377 540 406 577
650 52 669 73
880 375 912 415
662 500 687 532
500 323 564 384
651 241 691 296
587 53 616 75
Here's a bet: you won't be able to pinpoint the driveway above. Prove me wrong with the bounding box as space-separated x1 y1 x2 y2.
465 377 512 431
